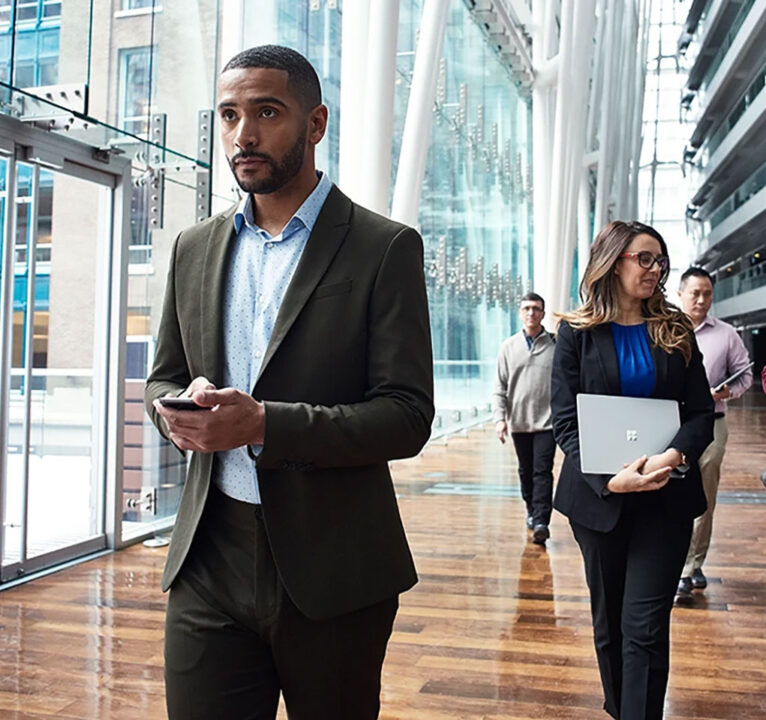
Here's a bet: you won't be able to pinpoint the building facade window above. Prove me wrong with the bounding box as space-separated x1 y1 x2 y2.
123 0 155 9
0 0 61 28
118 46 154 137
0 6 59 89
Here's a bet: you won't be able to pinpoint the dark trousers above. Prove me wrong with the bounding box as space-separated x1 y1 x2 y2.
511 430 555 525
570 495 692 720
164 485 398 720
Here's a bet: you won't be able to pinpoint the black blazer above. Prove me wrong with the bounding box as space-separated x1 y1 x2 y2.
145 186 434 620
551 320 714 532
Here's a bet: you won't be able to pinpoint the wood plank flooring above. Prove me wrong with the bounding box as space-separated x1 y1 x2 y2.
1 403 765 718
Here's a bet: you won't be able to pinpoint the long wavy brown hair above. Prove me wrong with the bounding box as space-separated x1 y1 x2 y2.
558 220 694 364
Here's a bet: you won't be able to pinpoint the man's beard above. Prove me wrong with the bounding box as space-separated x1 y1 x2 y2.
229 131 306 195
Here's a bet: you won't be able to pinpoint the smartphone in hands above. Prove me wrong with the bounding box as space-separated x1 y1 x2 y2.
159 397 208 411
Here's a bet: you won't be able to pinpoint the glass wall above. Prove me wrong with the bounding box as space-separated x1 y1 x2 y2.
639 0 691 288
393 1 533 435
0 0 220 546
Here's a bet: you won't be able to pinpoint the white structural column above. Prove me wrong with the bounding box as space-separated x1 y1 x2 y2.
614 1 640 219
536 0 597 314
593 0 649 226
628 0 653 219
593 0 622 230
390 0 450 227
533 0 650 312
338 0 370 198
358 0 400 214
557 0 597 310
531 0 555 298
577 167 593 286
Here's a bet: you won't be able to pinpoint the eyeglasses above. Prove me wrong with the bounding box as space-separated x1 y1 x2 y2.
520 305 544 314
619 251 669 272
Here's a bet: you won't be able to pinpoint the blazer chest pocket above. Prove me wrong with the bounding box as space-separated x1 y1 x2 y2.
313 279 352 299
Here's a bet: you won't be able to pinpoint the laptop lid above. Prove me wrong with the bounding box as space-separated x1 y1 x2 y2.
576 394 680 474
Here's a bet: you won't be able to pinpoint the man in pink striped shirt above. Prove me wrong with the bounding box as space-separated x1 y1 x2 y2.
675 267 753 603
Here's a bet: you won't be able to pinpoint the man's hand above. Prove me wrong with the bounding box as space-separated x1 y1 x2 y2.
182 376 216 398
154 376 216 435
153 384 265 453
496 420 508 444
605 455 672 494
711 384 730 403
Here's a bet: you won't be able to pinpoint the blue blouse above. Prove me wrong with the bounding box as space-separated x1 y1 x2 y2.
610 322 655 398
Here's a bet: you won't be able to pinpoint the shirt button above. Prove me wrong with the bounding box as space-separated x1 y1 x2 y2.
255 351 262 359
266 242 273 249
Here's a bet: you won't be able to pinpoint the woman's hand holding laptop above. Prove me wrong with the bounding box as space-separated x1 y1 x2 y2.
642 447 684 474
604 451 676 493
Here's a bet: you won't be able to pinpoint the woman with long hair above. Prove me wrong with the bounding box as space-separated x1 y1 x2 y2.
551 220 714 719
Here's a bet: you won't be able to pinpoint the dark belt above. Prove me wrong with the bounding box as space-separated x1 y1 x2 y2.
714 411 725 419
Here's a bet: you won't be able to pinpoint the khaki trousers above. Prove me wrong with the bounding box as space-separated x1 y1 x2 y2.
682 416 728 577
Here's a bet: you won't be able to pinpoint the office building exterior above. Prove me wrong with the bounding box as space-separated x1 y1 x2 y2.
681 0 766 365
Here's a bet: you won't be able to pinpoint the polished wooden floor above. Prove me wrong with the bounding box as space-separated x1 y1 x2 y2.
1 403 765 719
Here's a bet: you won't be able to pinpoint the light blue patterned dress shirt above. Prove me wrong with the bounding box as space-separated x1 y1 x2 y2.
212 171 333 503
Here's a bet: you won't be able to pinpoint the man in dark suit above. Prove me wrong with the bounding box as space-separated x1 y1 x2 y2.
145 45 434 720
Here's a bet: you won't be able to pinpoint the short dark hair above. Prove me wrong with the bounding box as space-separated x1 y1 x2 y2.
520 292 545 310
222 45 322 111
680 266 714 287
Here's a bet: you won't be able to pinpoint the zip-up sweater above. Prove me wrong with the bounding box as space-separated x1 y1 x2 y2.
492 330 555 433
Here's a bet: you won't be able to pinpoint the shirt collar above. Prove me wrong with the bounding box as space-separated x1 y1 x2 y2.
694 314 716 332
524 328 546 343
233 171 332 238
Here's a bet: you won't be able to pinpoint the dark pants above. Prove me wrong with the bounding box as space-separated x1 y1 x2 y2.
511 430 555 525
164 485 398 720
570 494 692 720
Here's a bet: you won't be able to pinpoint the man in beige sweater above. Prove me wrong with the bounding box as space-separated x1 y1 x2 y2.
493 292 556 544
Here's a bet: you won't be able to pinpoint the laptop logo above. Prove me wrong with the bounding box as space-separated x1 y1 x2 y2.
626 430 638 442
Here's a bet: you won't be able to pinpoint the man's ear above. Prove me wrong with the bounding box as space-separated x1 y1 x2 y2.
308 104 328 145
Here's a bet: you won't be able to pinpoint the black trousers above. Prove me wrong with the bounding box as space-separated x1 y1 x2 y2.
164 485 398 720
511 430 555 525
570 494 692 720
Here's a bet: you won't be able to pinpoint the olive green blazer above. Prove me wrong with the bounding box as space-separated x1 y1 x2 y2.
145 185 434 620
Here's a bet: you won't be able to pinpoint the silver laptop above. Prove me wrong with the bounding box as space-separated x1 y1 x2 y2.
577 394 680 474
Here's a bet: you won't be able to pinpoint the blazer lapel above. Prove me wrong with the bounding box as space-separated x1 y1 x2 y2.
650 341 669 399
591 323 622 395
200 205 238 388
254 185 352 386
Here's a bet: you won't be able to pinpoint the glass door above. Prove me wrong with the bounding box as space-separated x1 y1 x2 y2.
0 119 127 582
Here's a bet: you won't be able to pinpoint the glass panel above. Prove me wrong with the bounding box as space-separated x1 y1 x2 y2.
0 1 219 170
639 7 692 272
0 156 19 567
118 46 153 137
392 0 533 434
5 162 36 566
121 167 201 542
14 169 105 560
